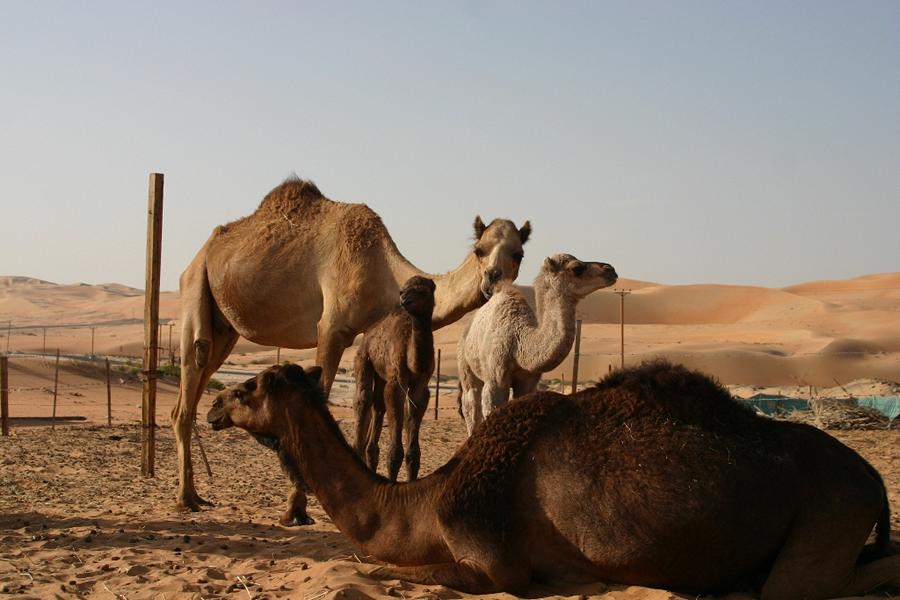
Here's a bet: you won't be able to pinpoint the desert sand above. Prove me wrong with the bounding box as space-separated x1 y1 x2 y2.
1 273 899 599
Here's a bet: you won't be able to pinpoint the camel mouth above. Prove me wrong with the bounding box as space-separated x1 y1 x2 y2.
208 418 230 431
206 408 232 431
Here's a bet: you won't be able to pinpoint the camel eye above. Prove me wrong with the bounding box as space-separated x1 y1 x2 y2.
572 264 587 276
473 247 486 259
513 252 524 263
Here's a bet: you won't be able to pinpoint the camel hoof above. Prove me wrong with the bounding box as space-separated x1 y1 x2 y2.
280 513 315 527
176 494 213 512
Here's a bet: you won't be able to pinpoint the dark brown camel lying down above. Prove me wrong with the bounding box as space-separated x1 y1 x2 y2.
207 361 900 599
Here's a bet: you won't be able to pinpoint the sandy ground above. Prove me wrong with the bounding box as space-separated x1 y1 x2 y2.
1 356 899 600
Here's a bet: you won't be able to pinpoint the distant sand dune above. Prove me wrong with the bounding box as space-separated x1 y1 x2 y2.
2 272 899 387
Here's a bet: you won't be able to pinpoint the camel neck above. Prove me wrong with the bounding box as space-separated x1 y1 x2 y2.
408 316 435 375
278 398 451 564
517 276 577 373
388 253 484 330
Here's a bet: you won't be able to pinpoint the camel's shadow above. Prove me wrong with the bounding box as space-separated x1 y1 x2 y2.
2 511 355 562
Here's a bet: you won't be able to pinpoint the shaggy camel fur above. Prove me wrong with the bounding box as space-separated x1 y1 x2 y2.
173 176 530 515
458 253 617 434
207 361 899 599
354 276 436 481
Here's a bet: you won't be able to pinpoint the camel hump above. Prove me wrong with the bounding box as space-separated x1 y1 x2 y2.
255 176 326 215
595 360 741 414
213 177 394 257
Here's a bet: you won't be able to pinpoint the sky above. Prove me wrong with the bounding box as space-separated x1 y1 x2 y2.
1 1 898 291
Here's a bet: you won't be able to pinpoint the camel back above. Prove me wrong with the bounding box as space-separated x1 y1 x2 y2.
216 178 399 259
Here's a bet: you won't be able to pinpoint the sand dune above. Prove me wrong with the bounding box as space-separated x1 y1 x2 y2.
2 272 899 387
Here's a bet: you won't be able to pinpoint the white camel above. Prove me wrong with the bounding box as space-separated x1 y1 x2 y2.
458 253 617 434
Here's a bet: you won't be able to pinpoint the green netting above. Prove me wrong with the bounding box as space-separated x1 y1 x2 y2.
857 396 900 421
742 394 809 415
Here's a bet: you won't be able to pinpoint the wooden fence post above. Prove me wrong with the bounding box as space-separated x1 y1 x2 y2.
52 348 60 428
1 355 8 436
106 358 112 426
142 173 164 478
433 348 441 420
570 319 582 394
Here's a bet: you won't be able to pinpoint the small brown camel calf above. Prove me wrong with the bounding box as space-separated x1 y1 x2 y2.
207 361 900 599
354 275 436 481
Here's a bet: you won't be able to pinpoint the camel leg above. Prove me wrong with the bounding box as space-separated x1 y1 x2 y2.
403 379 430 481
279 485 314 526
315 318 353 398
459 365 483 436
480 381 510 421
173 320 238 512
365 377 386 473
353 355 374 459
511 372 541 399
370 557 529 594
760 497 891 599
384 378 405 482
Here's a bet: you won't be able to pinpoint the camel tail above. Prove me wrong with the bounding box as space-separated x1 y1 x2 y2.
857 464 891 565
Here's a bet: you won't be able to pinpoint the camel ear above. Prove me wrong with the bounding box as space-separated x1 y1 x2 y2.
260 370 277 393
473 215 486 240
278 363 308 387
544 256 561 272
305 366 323 387
518 221 531 244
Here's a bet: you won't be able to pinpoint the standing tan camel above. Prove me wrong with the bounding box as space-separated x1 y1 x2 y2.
207 361 899 598
354 276 435 482
458 253 616 434
174 176 531 513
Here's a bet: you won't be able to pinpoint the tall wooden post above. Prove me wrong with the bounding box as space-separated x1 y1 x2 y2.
570 319 582 394
433 348 441 420
52 349 60 428
168 323 174 366
106 358 112 426
615 290 631 369
5 321 10 353
142 173 164 477
1 355 9 436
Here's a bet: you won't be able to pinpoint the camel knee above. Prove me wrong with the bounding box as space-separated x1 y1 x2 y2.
405 447 421 481
281 487 314 526
365 439 381 471
194 339 211 368
387 443 404 481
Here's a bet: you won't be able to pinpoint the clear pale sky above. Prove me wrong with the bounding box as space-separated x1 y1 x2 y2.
2 1 898 291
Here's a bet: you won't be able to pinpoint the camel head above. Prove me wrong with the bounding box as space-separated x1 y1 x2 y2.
472 216 531 300
206 363 324 445
541 253 618 299
400 275 436 318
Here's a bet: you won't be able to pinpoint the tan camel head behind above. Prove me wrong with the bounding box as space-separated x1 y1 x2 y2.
172 176 531 514
208 361 899 598
473 216 530 299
